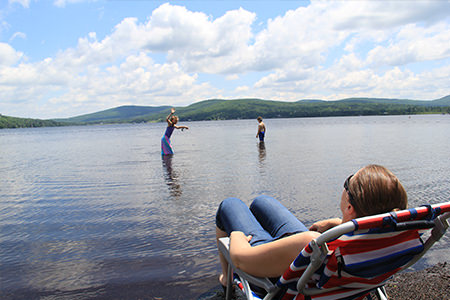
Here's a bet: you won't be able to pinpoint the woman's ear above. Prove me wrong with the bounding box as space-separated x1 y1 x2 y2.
340 191 359 222
347 203 358 219
342 202 358 221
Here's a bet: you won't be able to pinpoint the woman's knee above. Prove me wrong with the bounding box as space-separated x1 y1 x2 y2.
223 197 244 206
216 197 246 230
250 195 279 212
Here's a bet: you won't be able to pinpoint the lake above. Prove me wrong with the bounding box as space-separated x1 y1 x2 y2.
0 114 449 299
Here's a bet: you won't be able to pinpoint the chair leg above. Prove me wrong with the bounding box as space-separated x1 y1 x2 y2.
375 286 388 300
225 263 233 300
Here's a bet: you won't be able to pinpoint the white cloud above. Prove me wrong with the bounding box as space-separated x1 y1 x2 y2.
0 48 218 117
142 4 256 74
53 0 96 8
235 86 249 94
8 0 30 8
366 23 450 66
0 1 450 118
0 42 23 65
330 0 450 30
0 3 253 117
226 74 239 81
247 1 450 101
9 31 26 41
250 4 342 71
53 18 143 69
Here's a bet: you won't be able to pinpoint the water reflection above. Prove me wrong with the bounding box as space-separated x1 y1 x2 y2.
161 155 182 199
1 116 449 299
258 141 266 165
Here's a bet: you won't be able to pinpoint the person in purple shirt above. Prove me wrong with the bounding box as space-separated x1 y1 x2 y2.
161 108 189 155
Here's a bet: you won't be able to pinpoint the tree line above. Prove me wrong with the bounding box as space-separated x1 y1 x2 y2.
1 98 449 129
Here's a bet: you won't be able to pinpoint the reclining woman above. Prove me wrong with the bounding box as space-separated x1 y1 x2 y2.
215 164 408 287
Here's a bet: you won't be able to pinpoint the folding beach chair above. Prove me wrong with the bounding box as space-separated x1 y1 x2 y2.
218 202 450 300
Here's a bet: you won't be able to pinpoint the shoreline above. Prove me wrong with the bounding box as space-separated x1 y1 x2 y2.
200 262 450 300
384 262 449 299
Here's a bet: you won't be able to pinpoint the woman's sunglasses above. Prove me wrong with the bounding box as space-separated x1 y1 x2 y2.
344 174 357 208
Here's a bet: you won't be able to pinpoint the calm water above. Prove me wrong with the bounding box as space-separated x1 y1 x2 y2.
1 115 449 299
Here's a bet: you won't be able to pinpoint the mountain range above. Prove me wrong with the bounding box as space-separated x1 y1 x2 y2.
1 95 449 128
56 95 450 124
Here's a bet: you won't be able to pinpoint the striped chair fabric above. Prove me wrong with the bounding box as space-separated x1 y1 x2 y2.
276 204 450 300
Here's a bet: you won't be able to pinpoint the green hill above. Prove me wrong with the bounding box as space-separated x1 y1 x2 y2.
335 95 450 106
178 97 450 121
430 95 450 106
0 114 65 129
56 95 450 124
55 105 170 124
1 95 449 129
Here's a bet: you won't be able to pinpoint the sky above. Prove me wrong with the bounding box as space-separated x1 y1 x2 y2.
0 0 449 119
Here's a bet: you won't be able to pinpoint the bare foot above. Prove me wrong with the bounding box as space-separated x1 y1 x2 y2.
219 273 227 287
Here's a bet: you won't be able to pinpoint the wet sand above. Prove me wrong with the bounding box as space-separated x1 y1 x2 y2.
199 262 450 300
384 262 450 299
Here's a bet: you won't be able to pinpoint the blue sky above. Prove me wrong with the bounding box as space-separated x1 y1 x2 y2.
1 0 449 119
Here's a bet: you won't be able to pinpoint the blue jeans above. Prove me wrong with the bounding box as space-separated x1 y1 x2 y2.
216 195 308 246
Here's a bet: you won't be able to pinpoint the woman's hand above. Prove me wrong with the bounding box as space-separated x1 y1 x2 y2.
309 218 342 233
171 108 175 114
230 231 251 244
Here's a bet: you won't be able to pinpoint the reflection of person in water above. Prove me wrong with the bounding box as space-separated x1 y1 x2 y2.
258 141 266 164
161 155 182 199
161 108 189 155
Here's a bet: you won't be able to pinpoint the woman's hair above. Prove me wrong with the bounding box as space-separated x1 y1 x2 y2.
170 115 178 124
348 164 408 217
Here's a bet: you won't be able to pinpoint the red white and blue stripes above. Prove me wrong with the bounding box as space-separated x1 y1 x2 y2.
276 202 450 300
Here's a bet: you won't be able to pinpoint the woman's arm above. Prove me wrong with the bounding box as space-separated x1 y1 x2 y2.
174 125 189 130
229 230 320 278
166 108 175 125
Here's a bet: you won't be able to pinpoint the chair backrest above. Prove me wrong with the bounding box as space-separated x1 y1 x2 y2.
277 202 450 300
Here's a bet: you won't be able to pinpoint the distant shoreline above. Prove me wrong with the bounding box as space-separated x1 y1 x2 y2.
2 96 450 129
1 111 449 130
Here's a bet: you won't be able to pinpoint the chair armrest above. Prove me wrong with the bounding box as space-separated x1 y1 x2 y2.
218 237 278 293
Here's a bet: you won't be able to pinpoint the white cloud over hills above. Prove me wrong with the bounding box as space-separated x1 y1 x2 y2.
1 0 449 118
